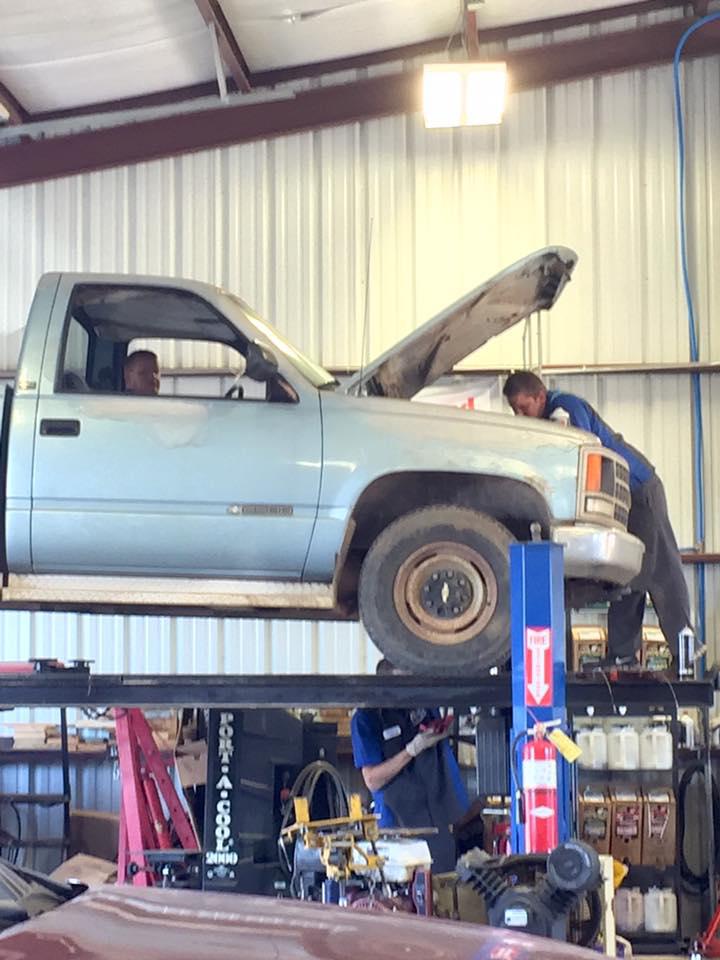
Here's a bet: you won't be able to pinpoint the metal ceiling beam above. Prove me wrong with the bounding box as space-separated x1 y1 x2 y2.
193 0 252 93
0 80 29 125
1 15 719 189
250 0 684 87
26 0 682 125
32 81 235 123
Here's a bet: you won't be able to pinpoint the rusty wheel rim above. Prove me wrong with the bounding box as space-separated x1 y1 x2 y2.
393 541 498 646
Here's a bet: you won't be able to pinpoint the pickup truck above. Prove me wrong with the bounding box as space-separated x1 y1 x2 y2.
0 247 643 674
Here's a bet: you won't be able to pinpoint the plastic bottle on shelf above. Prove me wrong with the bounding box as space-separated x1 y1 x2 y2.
679 713 696 749
644 887 677 933
577 725 608 769
639 721 673 770
607 724 640 770
614 887 644 932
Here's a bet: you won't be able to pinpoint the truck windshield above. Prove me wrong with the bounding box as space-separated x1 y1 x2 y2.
227 294 338 390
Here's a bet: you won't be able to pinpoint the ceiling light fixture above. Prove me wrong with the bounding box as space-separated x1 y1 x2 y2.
422 1 507 129
423 61 507 128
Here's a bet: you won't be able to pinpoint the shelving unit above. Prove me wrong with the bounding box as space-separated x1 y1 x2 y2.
0 708 71 870
570 690 716 954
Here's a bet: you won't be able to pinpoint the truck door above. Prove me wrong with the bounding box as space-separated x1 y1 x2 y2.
30 277 322 579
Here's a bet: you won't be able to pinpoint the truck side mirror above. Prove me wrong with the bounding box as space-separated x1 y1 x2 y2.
245 342 279 382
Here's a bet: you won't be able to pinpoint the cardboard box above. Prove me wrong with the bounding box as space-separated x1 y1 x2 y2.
70 809 120 862
578 788 612 855
610 788 643 864
457 741 476 769
480 798 510 856
50 854 116 888
572 626 607 671
642 789 676 867
433 871 488 924
641 626 672 671
316 710 351 739
6 722 55 749
175 739 208 788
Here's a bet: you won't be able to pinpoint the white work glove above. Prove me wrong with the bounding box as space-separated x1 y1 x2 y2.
405 728 449 758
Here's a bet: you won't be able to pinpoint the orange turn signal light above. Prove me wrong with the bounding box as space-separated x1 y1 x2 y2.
585 453 603 492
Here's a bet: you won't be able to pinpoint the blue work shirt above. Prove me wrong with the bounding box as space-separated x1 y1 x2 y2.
544 389 654 491
350 707 468 827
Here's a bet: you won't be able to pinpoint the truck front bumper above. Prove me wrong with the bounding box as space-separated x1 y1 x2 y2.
552 524 644 586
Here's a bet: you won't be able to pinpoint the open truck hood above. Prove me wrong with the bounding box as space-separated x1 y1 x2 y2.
344 245 577 399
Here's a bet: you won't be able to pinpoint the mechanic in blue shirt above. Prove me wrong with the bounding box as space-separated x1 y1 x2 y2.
503 371 692 666
351 660 469 872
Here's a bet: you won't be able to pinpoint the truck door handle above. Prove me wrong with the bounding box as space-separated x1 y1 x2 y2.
40 419 81 437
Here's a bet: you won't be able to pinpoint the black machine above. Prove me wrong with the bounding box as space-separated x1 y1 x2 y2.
458 840 602 942
201 708 337 895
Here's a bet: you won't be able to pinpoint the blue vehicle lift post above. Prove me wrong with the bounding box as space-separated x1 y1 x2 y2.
509 541 571 853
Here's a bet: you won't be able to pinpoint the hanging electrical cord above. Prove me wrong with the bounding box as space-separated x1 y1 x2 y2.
672 11 720 650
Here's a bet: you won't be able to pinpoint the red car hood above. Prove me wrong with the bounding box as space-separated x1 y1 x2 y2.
0 885 598 960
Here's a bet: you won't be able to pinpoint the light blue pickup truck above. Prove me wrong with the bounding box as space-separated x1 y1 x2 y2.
0 247 643 673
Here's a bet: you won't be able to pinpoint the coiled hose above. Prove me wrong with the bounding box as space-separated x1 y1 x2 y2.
277 759 350 885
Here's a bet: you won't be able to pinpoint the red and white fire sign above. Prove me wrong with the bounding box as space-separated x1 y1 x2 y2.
524 627 553 706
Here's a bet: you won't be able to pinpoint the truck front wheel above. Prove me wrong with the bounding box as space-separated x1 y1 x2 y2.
358 506 514 675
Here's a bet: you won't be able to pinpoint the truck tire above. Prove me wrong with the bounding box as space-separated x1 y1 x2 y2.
358 506 514 675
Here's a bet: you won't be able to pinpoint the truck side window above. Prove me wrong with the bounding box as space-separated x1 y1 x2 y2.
60 283 297 403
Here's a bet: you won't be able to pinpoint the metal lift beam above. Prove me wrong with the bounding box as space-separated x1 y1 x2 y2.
0 671 713 709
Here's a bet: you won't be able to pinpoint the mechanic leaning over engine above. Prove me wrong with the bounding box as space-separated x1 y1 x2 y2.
503 370 693 669
351 659 470 872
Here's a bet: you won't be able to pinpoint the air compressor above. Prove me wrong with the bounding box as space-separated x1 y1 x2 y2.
457 839 602 942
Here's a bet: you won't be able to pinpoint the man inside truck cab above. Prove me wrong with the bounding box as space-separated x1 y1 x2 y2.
503 370 693 671
124 350 160 396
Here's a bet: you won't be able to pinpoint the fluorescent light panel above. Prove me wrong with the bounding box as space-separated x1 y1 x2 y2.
423 62 507 129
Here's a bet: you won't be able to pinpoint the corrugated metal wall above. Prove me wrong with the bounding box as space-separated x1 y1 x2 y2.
2 49 718 371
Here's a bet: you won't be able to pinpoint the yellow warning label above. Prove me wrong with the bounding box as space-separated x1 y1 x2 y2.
548 728 582 763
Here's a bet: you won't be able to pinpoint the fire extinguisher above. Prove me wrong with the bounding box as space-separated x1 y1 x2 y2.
519 726 559 854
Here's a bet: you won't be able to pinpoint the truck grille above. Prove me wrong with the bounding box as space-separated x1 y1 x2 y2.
612 462 631 525
579 449 631 528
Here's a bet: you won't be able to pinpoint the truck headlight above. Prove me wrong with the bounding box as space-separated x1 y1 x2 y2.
584 496 615 518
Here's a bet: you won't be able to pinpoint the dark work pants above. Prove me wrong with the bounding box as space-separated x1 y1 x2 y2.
607 474 692 659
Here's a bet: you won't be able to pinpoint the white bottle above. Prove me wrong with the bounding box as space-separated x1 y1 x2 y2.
608 724 640 770
577 726 608 769
679 713 696 749
615 887 645 932
644 887 678 933
640 722 673 770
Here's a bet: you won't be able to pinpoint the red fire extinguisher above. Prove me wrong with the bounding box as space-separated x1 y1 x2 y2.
521 728 558 854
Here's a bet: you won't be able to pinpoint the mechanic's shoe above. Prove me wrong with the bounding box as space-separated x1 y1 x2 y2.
592 654 642 673
611 654 641 669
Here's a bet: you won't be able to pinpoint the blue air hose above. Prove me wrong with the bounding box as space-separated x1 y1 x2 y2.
672 12 720 647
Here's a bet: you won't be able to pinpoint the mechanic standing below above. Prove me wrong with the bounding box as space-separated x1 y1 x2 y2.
351 660 469 872
503 370 693 667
